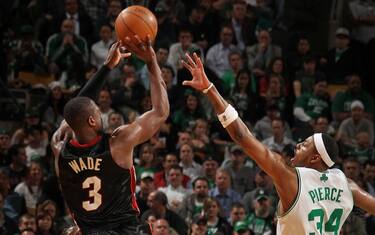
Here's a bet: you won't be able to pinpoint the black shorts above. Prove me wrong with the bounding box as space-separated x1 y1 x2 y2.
80 223 153 235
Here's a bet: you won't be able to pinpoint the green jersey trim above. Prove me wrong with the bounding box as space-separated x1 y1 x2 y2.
277 168 301 218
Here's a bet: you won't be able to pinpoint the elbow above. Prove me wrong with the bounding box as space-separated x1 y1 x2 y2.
154 103 170 121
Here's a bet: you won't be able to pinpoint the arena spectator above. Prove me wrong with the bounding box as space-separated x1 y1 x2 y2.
206 24 237 77
139 45 170 90
202 157 219 189
14 162 45 215
286 36 312 79
293 77 331 139
159 164 189 211
262 118 295 153
0 129 11 167
331 74 375 124
229 69 263 125
320 27 363 84
293 55 326 97
209 169 241 217
142 191 188 235
222 145 255 195
342 132 375 164
2 144 27 190
244 189 274 235
136 171 155 216
254 104 292 141
228 202 247 229
220 50 244 95
55 0 94 44
154 153 190 189
246 28 282 78
242 170 277 214
172 91 206 132
90 24 114 69
45 19 88 88
41 81 66 132
190 118 212 163
167 28 201 73
336 101 374 149
178 144 202 180
201 197 231 235
178 177 209 223
96 89 114 131
105 111 125 134
229 0 257 50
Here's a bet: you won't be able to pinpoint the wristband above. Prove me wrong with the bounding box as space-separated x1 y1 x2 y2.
217 104 238 128
202 83 213 94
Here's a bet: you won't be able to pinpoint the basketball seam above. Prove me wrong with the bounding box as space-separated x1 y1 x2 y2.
123 10 156 37
119 13 138 38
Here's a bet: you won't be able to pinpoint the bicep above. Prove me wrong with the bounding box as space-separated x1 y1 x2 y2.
350 179 375 215
114 110 164 146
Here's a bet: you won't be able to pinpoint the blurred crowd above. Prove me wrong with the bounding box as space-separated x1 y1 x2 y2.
1 0 375 234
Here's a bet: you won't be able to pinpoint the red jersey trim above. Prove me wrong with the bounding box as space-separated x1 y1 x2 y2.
130 166 140 214
70 135 102 148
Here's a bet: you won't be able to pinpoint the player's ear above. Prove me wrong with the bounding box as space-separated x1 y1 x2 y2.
310 154 321 164
87 116 96 127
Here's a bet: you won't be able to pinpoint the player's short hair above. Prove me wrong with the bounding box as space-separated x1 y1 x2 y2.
63 97 95 130
321 133 339 165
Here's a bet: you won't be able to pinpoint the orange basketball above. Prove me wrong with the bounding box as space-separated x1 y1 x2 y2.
115 5 158 44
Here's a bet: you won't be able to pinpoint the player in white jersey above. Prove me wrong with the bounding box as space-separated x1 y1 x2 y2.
181 53 375 234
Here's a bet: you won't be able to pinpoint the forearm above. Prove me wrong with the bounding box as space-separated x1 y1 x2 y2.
77 65 110 99
147 59 170 117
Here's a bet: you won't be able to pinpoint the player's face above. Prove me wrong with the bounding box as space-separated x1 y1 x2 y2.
88 103 103 133
291 136 316 167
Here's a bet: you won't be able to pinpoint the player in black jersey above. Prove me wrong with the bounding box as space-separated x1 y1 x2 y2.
51 36 169 235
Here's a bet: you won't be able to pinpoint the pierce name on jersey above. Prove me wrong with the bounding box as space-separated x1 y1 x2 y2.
308 187 344 204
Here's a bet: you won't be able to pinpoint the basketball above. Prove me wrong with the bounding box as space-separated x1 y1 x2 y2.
115 5 158 44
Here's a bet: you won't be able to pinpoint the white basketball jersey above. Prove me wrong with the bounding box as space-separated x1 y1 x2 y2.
277 167 353 235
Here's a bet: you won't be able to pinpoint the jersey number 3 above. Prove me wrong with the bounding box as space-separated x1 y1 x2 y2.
308 208 343 235
82 176 102 211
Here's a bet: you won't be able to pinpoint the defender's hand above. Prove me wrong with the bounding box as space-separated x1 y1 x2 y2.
123 34 155 63
181 52 211 91
104 41 131 69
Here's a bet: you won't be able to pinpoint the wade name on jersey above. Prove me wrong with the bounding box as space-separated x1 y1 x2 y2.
68 157 103 174
308 187 344 204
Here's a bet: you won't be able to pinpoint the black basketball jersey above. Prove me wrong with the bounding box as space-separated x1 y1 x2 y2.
58 134 140 230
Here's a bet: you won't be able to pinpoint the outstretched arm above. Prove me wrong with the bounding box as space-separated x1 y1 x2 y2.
110 35 169 154
349 178 375 215
181 53 297 210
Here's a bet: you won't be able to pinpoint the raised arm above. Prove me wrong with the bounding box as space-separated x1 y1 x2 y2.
50 42 131 157
110 35 169 148
349 178 375 215
181 53 297 209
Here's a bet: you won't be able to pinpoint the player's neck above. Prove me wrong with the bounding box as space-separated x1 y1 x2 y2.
75 131 100 145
